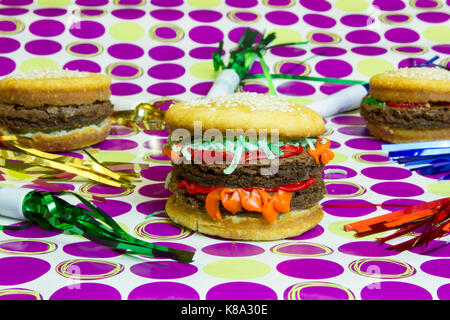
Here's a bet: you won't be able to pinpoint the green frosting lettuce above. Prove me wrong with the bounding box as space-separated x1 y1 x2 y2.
363 96 386 108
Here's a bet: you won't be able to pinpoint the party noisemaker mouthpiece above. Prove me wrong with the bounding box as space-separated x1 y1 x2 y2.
0 186 195 263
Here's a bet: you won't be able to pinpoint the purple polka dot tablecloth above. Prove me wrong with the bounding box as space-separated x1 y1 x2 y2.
0 0 449 301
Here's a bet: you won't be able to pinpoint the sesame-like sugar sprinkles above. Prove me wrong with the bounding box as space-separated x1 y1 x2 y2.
4 68 92 80
385 67 449 81
182 92 298 112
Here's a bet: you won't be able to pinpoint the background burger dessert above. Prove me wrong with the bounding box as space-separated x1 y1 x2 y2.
163 92 333 240
0 69 114 152
360 67 450 143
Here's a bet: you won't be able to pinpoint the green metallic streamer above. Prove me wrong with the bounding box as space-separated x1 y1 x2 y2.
1 191 194 263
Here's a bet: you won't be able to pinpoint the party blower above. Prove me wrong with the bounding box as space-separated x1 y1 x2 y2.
0 186 194 263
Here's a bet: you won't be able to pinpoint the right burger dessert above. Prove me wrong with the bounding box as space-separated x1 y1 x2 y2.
360 67 450 143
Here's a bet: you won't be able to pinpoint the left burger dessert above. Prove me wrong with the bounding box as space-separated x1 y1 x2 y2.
0 69 114 152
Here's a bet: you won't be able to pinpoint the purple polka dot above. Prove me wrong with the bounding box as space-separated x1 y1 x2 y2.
0 0 32 5
417 11 449 23
278 61 308 76
148 45 185 61
270 46 307 57
189 9 222 23
432 44 450 55
131 261 198 279
346 30 381 44
385 27 420 43
0 240 55 254
3 222 61 238
225 0 258 8
110 64 140 78
136 199 167 216
0 37 20 53
76 0 109 5
420 259 450 279
271 242 332 256
69 20 105 39
150 0 182 5
141 165 172 181
340 14 373 27
22 183 75 193
337 125 370 136
414 0 442 8
148 63 185 80
310 46 347 56
241 83 269 94
332 115 366 125
202 243 264 257
361 166 412 180
322 199 377 218
351 258 417 279
315 59 353 78
69 42 102 56
437 283 450 300
394 46 426 55
50 283 121 300
93 138 138 151
284 282 354 300
150 9 184 21
338 241 399 257
108 43 144 60
409 240 450 257
189 46 218 59
311 31 337 43
323 165 357 179
380 198 425 212
228 27 261 43
63 241 122 258
299 0 332 11
265 10 299 26
147 82 186 96
128 282 199 300
78 9 105 18
190 81 213 95
351 46 387 56
345 138 384 151
33 8 67 17
112 8 146 20
189 25 223 44
0 20 17 32
0 257 51 285
63 59 101 73
276 81 316 96
29 19 65 37
207 282 277 300
277 258 344 279
372 0 406 11
361 281 432 300
370 181 424 197
287 224 324 240
110 82 143 96
139 183 172 198
228 10 259 23
77 198 132 218
303 13 336 28
358 153 390 163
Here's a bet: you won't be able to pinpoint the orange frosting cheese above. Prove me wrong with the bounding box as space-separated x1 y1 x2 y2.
307 137 334 165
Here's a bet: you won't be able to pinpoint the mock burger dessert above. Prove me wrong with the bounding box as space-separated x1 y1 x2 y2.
360 67 450 143
163 92 334 240
0 69 114 152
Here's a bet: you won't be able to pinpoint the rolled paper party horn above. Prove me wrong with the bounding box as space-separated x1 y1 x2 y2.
0 186 195 263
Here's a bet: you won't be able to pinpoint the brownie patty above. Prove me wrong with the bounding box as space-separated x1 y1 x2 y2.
171 151 324 189
0 100 114 133
168 174 326 215
360 102 450 129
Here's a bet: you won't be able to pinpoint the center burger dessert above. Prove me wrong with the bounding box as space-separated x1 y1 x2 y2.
163 92 334 240
0 69 114 152
360 67 450 143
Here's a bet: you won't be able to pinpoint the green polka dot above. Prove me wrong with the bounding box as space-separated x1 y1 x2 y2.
335 0 369 12
109 22 145 41
19 58 58 72
187 0 221 7
203 258 270 280
356 58 394 78
328 219 386 240
423 26 450 43
269 28 304 46
37 0 71 5
90 151 136 163
286 97 314 105
328 152 348 164
189 61 219 80
427 181 450 197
